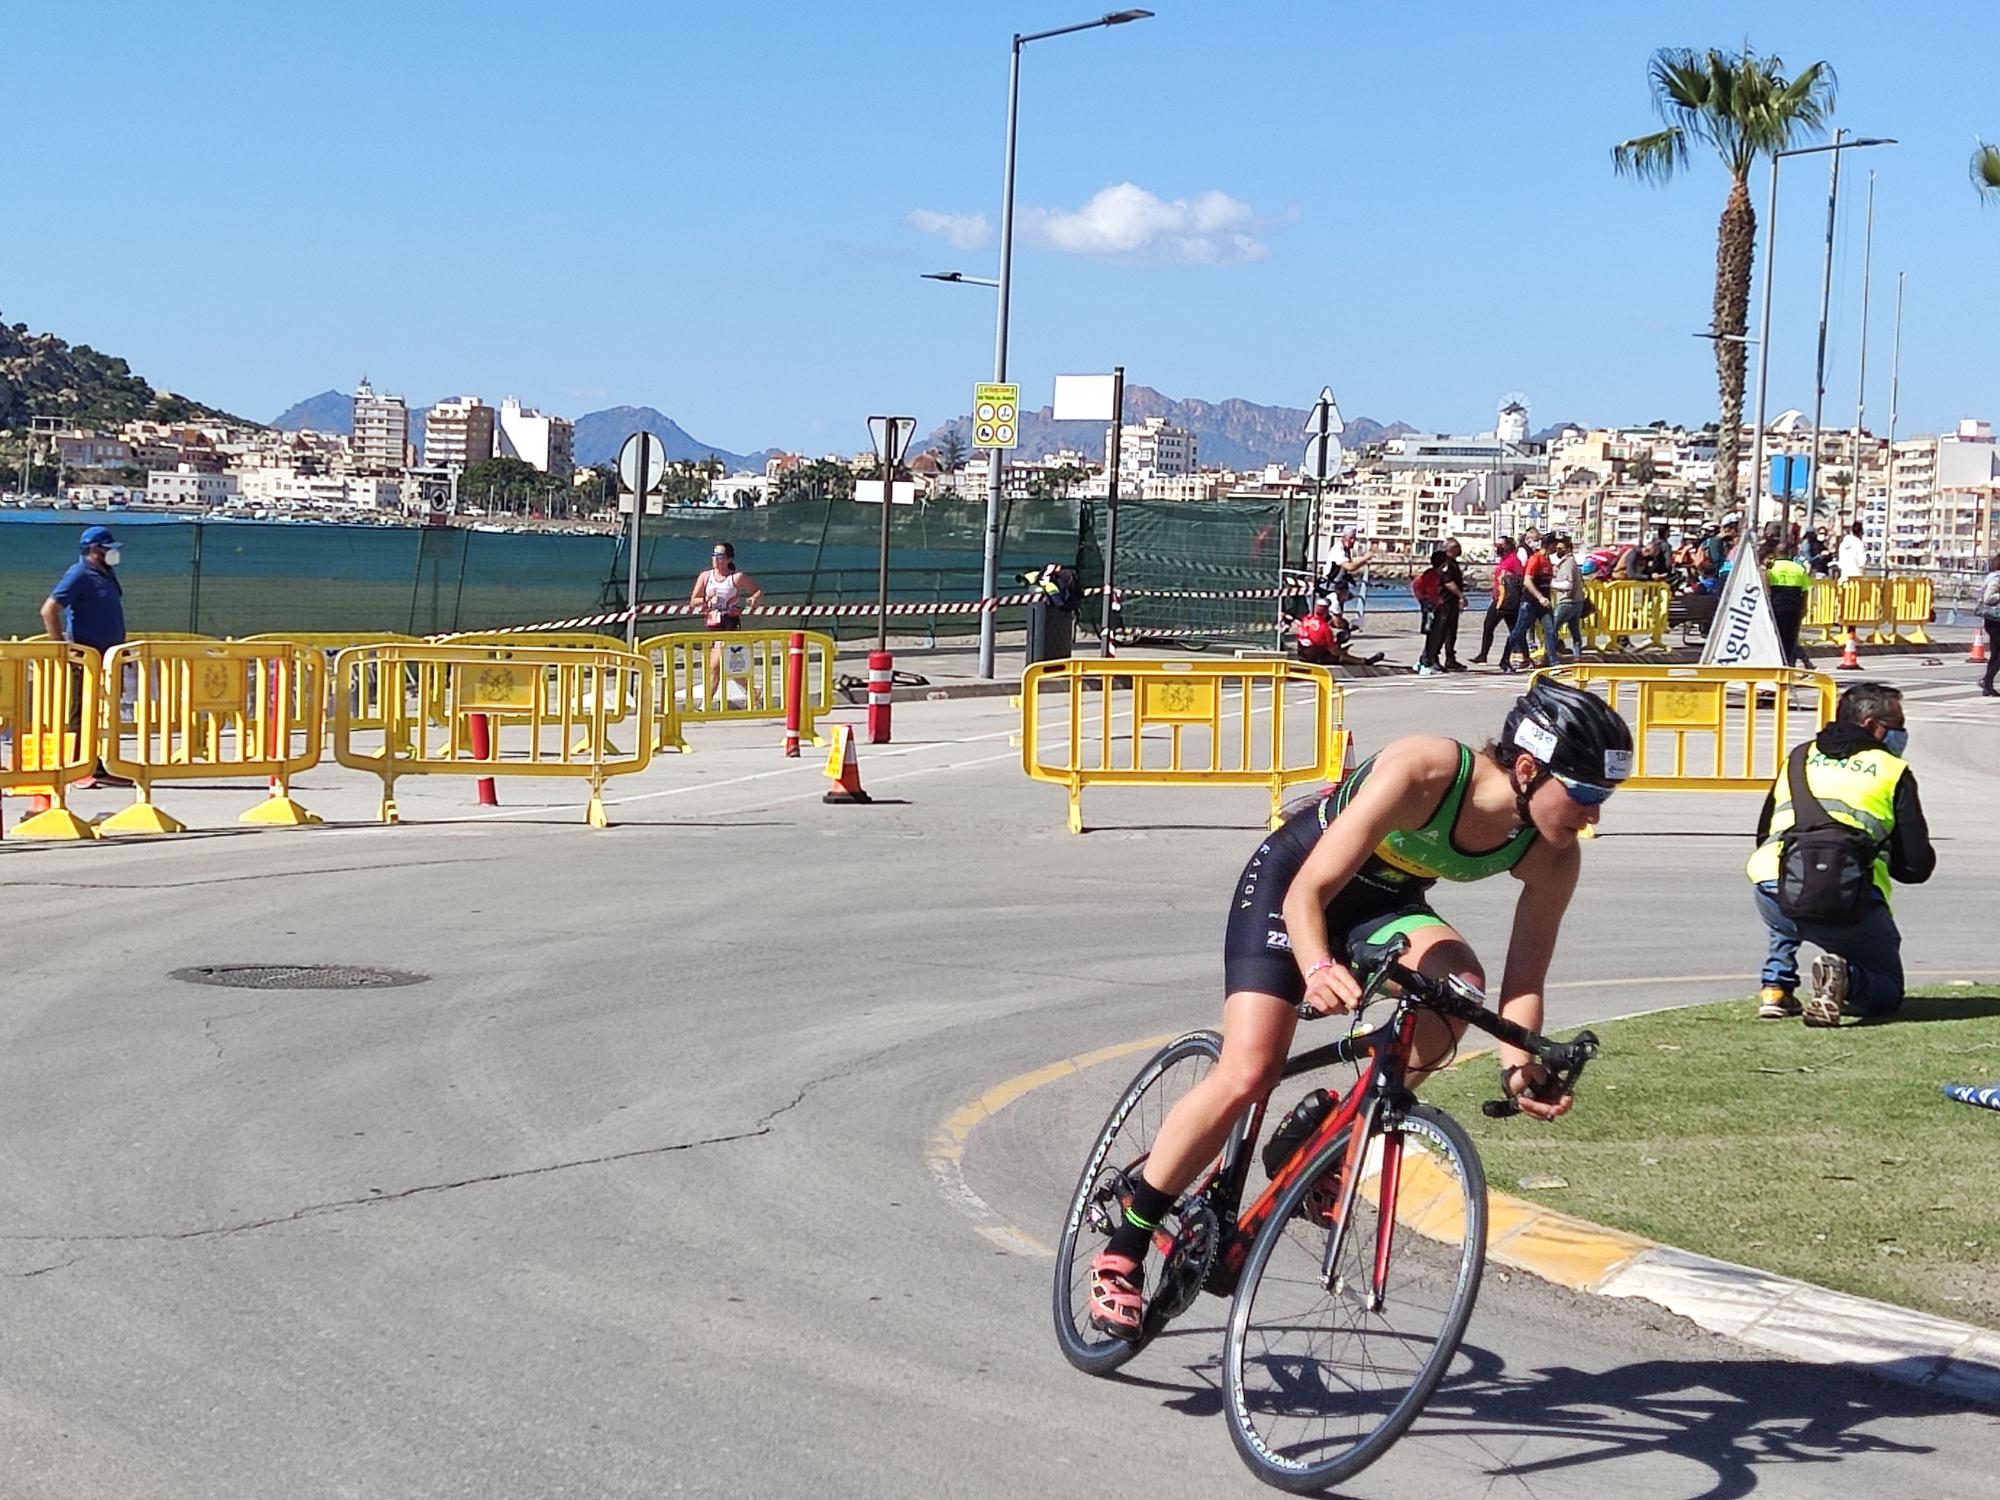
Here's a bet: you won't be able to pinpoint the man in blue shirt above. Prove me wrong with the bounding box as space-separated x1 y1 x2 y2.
39 525 130 786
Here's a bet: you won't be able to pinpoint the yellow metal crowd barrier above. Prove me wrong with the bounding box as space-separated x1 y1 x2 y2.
1537 663 1834 792
331 642 653 827
1882 576 1934 645
1579 580 1669 652
1021 658 1347 833
1804 579 1841 642
244 632 425 744
0 641 102 841
641 629 835 753
100 640 325 833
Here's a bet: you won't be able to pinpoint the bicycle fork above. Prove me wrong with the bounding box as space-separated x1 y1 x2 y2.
1318 1091 1400 1313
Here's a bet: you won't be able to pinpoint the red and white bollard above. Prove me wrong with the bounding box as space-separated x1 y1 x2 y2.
469 711 498 806
867 650 892 744
783 631 805 757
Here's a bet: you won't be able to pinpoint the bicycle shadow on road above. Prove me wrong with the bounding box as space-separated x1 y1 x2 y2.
1110 1332 1973 1497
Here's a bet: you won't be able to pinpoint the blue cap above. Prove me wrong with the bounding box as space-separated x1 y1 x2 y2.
79 525 119 550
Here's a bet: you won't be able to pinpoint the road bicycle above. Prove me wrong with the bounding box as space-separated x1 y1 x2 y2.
1051 936 1598 1493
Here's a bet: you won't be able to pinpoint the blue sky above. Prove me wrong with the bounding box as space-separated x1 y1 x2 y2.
8 1 1997 453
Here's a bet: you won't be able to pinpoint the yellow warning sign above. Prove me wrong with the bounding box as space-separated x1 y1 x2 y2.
455 662 537 710
972 382 1020 449
823 723 852 779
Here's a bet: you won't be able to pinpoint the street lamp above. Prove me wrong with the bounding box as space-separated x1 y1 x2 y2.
1743 131 1895 542
972 8 1153 678
921 271 1001 288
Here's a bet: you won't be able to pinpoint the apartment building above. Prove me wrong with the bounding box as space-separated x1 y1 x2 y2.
352 377 410 472
495 397 575 479
146 466 240 507
424 396 496 469
1106 416 1197 481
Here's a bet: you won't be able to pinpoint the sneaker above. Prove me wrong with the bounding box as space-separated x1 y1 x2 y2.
1757 986 1802 1020
1444 660 1467 672
1804 954 1849 1028
1415 663 1435 676
90 770 134 788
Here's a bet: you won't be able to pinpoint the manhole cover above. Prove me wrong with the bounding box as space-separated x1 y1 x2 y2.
170 964 428 991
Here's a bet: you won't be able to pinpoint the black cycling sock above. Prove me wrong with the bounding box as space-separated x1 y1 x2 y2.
1105 1177 1178 1263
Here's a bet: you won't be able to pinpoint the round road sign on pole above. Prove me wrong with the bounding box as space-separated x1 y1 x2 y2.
618 432 669 495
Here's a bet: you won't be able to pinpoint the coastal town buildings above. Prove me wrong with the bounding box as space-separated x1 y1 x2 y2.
351 377 410 472
495 397 574 479
424 396 496 469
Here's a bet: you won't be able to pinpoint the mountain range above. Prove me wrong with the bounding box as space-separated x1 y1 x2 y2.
918 386 1417 471
271 385 1421 474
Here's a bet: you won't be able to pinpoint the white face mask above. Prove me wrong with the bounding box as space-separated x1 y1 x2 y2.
104 547 122 567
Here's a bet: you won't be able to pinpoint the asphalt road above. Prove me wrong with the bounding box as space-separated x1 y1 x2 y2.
0 659 1993 1497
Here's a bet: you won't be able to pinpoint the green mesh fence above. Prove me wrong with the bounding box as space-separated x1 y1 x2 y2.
1081 497 1313 644
1 503 1085 640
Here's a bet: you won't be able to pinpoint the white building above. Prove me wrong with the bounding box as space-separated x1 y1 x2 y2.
1107 416 1196 481
496 397 575 479
147 466 240 507
424 396 496 469
352 376 410 472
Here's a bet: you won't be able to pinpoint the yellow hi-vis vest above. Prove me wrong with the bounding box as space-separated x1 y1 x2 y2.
1746 742 1907 908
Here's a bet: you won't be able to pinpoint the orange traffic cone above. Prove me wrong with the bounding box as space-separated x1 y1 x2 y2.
1838 630 1862 671
1970 634 1989 665
822 725 872 804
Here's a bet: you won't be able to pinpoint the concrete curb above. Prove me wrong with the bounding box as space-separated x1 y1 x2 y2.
1480 1189 2000 1407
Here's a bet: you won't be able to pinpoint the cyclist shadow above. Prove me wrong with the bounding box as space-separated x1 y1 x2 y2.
1410 1341 1963 1494
1119 1334 1970 1493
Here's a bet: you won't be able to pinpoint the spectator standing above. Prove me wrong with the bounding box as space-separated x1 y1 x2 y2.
1977 553 2000 698
1499 536 1559 672
1549 535 1588 657
688 541 764 705
1470 537 1523 665
39 525 130 787
1747 683 1934 1024
1413 545 1466 674
1836 521 1868 580
1763 539 1812 668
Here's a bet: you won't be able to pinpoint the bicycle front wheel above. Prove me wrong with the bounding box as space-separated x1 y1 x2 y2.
1051 1029 1222 1376
1223 1101 1486 1492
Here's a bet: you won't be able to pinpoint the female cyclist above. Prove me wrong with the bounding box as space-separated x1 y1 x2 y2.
1088 678 1634 1337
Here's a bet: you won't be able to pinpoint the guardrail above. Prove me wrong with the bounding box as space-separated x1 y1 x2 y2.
1021 658 1347 833
1882 576 1934 645
440 631 635 755
100 639 324 832
1536 663 1833 792
0 640 102 840
331 642 653 827
640 629 836 753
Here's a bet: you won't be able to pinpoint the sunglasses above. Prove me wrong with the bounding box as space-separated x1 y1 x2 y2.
1550 770 1617 807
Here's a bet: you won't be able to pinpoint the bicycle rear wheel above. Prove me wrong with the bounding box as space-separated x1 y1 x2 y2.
1051 1029 1222 1375
1223 1101 1486 1492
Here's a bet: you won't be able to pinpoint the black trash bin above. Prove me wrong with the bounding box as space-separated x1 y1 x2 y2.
1025 599 1076 665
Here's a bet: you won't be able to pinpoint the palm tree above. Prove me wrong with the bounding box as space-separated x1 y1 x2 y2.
1973 141 2000 199
935 428 969 477
1613 46 1836 512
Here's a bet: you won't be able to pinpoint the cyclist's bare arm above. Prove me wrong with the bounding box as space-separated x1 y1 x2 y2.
1281 736 1463 1015
1496 838 1581 1121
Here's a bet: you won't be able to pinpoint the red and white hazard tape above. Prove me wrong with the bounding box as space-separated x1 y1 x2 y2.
483 583 1288 637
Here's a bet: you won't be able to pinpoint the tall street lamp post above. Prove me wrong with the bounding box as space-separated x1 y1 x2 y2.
973 9 1152 679
1743 133 1894 543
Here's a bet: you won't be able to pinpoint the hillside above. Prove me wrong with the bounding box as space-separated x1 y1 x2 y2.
570 406 781 473
918 386 1416 469
0 311 253 431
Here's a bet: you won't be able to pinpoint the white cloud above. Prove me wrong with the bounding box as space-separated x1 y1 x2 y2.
904 208 993 250
1020 183 1269 263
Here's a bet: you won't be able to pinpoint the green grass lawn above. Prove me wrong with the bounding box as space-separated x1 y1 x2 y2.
1422 988 2000 1329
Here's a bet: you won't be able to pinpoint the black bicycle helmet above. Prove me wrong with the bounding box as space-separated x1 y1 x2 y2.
1499 678 1635 789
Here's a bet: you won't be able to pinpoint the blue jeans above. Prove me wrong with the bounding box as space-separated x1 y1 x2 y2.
1553 596 1588 653
1501 601 1557 667
1752 881 1904 1017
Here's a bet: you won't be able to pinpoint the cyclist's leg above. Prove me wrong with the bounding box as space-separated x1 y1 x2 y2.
1345 907 1484 1084
1130 989 1298 1201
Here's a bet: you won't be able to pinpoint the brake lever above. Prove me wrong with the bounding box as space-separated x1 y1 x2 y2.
1481 1030 1600 1119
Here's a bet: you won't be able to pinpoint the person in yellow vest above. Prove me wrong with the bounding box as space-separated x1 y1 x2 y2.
1748 683 1934 1025
1763 542 1813 667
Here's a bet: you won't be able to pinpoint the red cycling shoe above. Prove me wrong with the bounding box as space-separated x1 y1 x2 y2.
1087 1250 1145 1340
